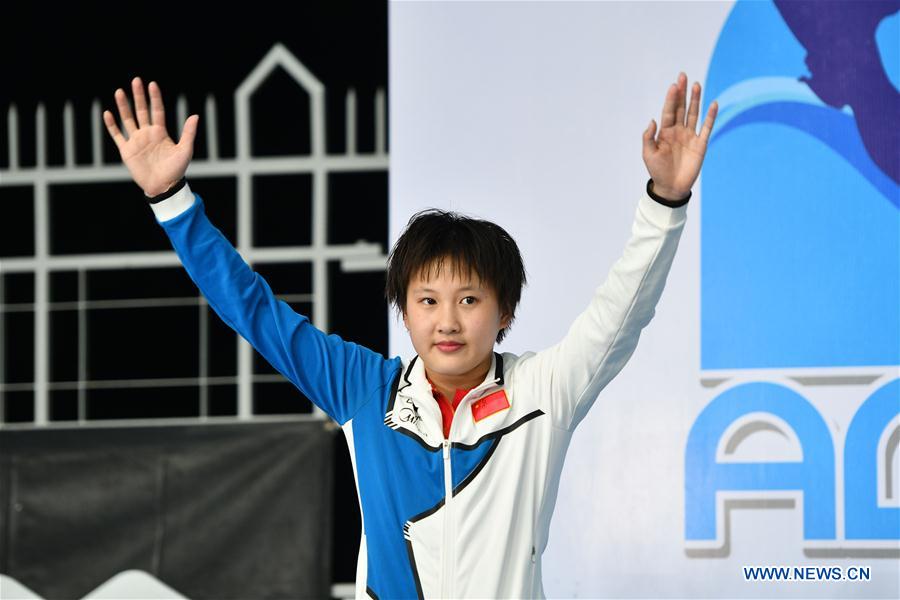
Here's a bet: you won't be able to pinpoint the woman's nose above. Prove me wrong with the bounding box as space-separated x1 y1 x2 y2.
437 305 461 333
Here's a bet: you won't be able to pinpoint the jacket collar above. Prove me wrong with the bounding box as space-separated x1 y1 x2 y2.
388 352 507 449
398 352 505 401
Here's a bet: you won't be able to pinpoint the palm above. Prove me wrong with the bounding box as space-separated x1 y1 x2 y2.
103 77 199 197
642 73 718 200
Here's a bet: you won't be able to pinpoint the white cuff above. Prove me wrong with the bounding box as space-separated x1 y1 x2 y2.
150 182 196 222
637 189 689 230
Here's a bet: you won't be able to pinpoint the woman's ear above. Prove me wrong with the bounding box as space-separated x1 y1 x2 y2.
402 312 409 331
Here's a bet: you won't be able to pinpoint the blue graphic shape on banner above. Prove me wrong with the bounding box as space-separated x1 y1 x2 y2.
685 382 835 542
876 11 900 92
845 379 900 540
700 0 900 370
773 0 899 182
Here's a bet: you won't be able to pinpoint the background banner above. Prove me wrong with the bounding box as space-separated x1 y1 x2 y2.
390 1 899 597
0 421 335 599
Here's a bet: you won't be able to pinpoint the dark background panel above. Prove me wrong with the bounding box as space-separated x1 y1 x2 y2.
1 0 388 587
86 268 198 301
86 386 200 420
50 181 174 255
49 309 79 382
328 260 389 357
326 91 349 155
3 273 34 304
50 389 78 421
3 311 33 384
207 384 237 416
327 171 389 251
87 306 199 381
0 186 34 257
206 309 238 378
354 87 379 153
252 174 314 247
0 2 387 168
253 381 314 416
4 391 34 422
49 271 78 303
251 71 313 157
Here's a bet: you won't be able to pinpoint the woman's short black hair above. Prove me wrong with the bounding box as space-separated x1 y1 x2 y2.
385 208 527 344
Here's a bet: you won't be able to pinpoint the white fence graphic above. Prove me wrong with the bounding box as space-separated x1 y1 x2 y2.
0 43 389 427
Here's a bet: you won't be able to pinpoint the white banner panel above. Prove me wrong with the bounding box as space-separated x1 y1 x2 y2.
389 1 899 597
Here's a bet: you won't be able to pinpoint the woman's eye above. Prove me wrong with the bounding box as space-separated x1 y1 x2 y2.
461 296 477 305
421 298 435 305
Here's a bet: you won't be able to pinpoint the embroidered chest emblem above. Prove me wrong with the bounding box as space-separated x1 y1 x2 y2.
471 389 510 423
397 397 424 431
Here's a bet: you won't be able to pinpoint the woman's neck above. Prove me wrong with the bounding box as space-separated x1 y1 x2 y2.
424 354 492 401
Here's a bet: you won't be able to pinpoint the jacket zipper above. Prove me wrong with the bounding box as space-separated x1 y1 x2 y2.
441 438 453 599
438 382 496 599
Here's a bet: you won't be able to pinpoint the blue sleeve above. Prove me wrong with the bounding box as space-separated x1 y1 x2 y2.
157 192 397 424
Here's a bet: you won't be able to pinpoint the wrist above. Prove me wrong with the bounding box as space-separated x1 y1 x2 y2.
145 177 187 204
647 178 691 207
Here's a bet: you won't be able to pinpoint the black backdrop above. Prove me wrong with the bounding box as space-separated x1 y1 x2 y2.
0 421 336 599
1 0 389 589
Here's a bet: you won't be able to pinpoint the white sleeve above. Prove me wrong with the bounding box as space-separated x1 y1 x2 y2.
514 189 688 431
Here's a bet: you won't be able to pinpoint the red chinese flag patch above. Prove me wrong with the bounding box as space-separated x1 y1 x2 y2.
471 390 510 423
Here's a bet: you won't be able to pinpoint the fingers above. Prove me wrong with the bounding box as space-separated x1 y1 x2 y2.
149 81 166 128
660 83 677 128
699 100 719 143
178 114 200 152
674 72 687 127
109 77 162 142
642 119 658 156
114 87 137 136
132 77 151 128
102 109 126 149
686 82 701 132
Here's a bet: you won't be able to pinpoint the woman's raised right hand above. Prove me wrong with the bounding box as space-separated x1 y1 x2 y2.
103 77 199 197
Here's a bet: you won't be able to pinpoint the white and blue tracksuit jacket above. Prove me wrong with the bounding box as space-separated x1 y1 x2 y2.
150 181 688 599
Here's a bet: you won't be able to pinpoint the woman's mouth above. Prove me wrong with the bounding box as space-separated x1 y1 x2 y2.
436 342 464 352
